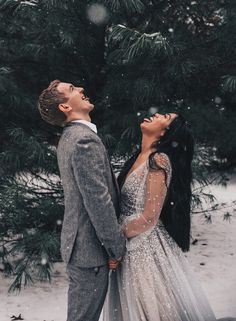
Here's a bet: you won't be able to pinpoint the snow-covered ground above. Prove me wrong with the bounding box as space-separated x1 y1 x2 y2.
1 178 235 321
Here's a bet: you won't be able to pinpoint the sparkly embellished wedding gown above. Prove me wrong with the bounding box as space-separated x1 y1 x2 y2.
103 153 217 321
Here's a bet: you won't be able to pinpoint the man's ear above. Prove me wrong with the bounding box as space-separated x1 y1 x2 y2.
58 103 72 113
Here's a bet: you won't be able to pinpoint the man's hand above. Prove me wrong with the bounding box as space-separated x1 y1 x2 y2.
108 257 123 270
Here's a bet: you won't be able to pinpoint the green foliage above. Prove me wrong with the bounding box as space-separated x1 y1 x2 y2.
222 75 236 93
0 174 63 292
103 0 236 157
0 0 107 291
0 0 236 291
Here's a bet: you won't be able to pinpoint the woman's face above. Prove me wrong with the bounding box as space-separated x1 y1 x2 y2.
140 113 178 137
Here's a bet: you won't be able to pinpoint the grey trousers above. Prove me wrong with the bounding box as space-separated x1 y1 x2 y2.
66 263 109 321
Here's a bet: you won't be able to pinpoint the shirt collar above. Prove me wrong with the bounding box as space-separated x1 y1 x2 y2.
70 119 97 134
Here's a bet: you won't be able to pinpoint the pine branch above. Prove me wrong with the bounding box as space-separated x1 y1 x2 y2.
192 201 236 215
108 24 170 63
222 75 236 93
105 0 146 14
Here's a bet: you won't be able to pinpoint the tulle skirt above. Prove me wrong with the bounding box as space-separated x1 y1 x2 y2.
103 223 217 321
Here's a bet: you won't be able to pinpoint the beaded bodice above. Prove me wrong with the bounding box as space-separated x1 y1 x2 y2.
119 162 146 224
119 153 172 226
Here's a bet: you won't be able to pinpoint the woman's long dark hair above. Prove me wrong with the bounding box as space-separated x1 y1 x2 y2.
118 113 194 252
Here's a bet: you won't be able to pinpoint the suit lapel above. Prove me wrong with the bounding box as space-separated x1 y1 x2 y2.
64 122 120 209
64 121 120 200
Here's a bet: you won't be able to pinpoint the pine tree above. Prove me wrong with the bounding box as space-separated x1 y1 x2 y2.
0 0 106 291
102 0 236 163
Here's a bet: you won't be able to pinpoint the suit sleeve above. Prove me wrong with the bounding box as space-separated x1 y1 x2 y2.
71 135 126 260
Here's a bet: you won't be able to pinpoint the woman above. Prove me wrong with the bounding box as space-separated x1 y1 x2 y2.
103 112 217 321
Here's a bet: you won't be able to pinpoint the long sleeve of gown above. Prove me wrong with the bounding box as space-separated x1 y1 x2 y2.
122 153 171 238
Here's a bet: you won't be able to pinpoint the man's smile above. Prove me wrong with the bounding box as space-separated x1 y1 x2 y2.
81 95 90 101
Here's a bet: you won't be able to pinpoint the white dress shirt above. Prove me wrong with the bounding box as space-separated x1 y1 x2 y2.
71 119 97 134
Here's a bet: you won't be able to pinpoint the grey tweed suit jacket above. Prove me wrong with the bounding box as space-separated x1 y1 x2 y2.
57 122 126 267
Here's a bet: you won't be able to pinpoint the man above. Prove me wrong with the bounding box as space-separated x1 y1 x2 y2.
38 80 126 321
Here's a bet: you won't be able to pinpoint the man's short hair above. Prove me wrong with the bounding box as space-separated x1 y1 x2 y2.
38 80 68 127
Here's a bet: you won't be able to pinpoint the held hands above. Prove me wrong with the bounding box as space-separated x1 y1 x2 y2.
108 257 123 270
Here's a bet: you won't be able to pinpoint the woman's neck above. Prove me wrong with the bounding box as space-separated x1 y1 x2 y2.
140 135 159 155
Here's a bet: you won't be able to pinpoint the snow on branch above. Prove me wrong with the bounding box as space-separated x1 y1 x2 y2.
107 24 170 63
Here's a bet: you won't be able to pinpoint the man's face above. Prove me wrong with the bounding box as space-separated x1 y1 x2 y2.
57 82 94 113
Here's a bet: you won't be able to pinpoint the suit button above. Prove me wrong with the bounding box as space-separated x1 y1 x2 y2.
94 267 99 273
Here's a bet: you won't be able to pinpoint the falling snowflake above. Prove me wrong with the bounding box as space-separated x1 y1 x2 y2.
41 258 47 265
87 4 109 25
148 106 158 115
171 141 178 148
214 96 222 104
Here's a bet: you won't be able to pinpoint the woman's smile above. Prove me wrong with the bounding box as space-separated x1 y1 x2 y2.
143 113 173 123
